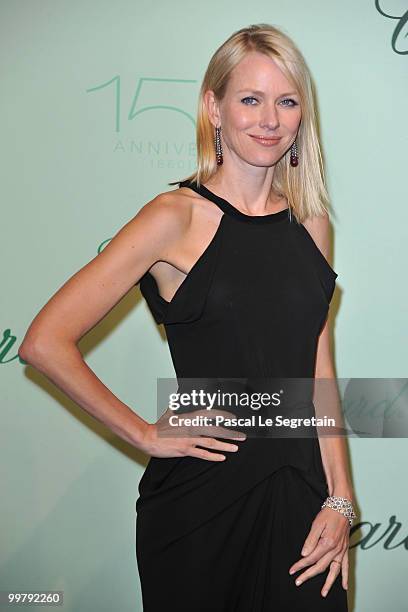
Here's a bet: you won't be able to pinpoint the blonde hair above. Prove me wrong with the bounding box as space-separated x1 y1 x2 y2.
169 23 332 223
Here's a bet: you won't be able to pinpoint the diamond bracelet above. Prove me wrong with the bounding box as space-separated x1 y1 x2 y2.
321 495 356 526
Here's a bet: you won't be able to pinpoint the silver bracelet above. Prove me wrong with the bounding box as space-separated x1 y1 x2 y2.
321 495 356 527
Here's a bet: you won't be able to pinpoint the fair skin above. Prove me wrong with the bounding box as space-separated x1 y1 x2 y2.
200 52 354 596
19 50 354 598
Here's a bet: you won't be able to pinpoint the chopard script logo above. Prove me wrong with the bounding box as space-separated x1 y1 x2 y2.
350 515 408 551
375 0 408 54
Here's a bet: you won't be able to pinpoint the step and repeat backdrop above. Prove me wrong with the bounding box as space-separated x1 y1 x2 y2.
1 1 407 611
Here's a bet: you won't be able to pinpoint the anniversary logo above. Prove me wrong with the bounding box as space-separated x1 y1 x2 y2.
375 0 408 54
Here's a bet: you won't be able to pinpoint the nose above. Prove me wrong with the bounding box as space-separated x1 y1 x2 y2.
259 102 280 131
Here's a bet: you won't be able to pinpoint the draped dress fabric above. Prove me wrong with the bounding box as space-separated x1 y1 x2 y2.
135 180 348 611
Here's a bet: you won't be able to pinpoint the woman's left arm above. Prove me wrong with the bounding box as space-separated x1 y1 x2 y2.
314 318 354 501
305 212 354 501
287 213 354 597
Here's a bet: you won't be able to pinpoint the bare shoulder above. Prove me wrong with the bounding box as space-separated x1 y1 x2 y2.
302 211 331 260
150 185 216 215
132 184 216 243
18 186 205 354
110 187 196 261
133 188 193 235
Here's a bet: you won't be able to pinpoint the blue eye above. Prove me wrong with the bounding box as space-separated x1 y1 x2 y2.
241 97 258 105
241 96 299 107
280 98 298 107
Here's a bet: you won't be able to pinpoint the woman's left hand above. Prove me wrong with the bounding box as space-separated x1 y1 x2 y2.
288 507 350 598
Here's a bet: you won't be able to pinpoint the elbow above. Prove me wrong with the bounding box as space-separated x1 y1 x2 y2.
18 334 56 365
19 331 77 365
18 339 42 365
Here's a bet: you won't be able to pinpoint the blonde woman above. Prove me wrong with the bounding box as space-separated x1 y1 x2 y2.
19 24 355 611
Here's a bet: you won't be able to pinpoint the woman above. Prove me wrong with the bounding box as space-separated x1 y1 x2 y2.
19 23 355 611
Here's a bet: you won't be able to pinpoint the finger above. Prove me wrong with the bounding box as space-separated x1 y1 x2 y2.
321 560 342 598
185 408 240 420
291 543 344 582
157 416 214 438
207 408 240 418
342 551 349 590
300 518 327 557
295 553 340 586
290 531 336 574
200 424 247 439
199 411 247 440
164 410 246 440
188 446 226 461
293 557 327 586
162 407 237 423
191 436 240 453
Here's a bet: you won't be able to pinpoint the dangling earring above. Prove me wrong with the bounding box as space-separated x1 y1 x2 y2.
290 140 299 167
215 126 223 166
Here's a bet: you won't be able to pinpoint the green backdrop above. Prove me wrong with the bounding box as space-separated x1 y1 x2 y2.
1 1 407 610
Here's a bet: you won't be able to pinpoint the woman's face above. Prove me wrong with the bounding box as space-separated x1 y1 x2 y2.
208 51 302 169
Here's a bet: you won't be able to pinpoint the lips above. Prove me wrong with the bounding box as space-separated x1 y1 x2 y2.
249 135 282 142
249 134 282 147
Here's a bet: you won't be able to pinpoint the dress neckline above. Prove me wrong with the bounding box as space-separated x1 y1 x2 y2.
180 180 290 224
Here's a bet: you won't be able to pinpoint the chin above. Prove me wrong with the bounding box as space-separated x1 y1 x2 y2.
247 156 279 168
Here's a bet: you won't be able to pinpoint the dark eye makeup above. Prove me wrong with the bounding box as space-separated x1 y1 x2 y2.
240 96 299 107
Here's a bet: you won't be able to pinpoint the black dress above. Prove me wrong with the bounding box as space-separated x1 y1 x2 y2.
135 180 348 611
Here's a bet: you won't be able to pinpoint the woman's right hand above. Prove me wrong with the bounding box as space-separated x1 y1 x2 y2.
138 408 247 461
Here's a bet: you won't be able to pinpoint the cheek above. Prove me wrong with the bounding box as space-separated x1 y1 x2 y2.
285 109 302 131
226 107 255 131
237 112 255 131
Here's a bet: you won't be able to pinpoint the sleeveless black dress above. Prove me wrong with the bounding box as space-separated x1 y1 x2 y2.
135 180 348 611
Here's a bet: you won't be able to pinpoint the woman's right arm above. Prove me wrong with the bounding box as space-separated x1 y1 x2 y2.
18 194 244 460
18 194 188 450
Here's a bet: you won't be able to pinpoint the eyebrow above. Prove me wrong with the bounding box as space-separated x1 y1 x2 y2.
237 89 298 97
